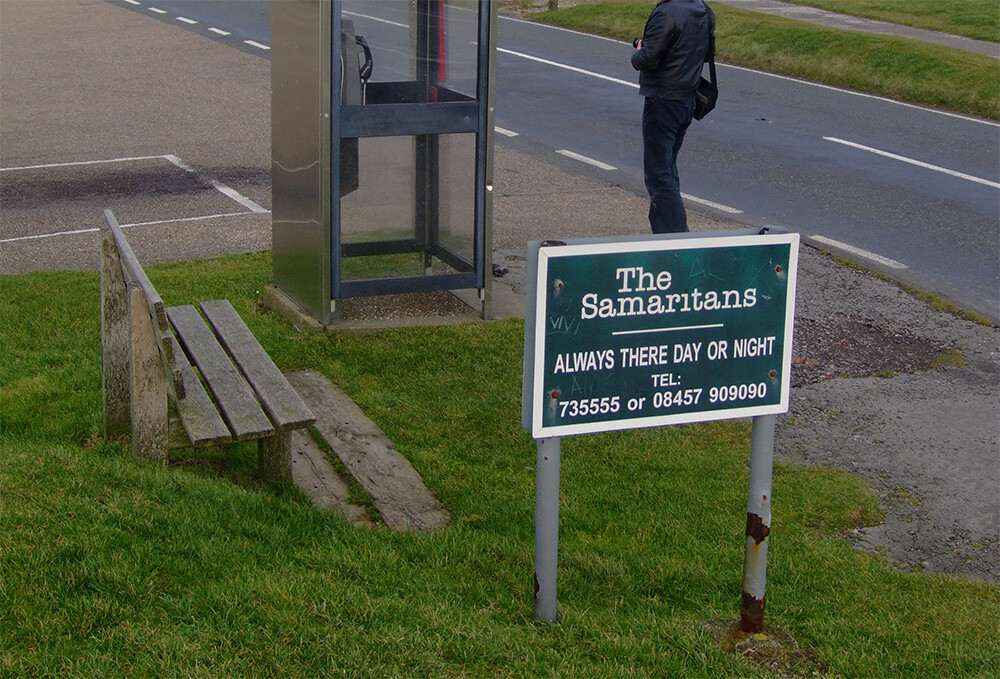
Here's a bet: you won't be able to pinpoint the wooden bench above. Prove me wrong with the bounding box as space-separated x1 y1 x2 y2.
99 209 315 480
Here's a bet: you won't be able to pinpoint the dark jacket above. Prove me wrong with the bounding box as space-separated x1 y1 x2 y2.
631 0 715 99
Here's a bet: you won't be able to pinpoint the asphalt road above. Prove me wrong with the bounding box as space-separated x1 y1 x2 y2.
495 17 1000 323
8 0 1000 322
101 0 1000 322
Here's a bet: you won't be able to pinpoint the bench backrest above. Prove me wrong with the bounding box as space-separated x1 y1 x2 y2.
101 209 186 400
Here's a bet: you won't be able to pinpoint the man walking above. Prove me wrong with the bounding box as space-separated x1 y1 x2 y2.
632 0 715 233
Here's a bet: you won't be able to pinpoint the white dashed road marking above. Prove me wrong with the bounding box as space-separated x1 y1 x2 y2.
556 149 616 171
824 137 1000 189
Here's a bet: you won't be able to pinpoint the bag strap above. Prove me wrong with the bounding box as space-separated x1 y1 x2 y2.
705 2 717 85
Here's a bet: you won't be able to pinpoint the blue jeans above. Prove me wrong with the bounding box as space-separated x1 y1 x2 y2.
643 97 695 233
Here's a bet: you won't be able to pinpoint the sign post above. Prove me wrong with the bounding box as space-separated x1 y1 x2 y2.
522 230 798 624
533 437 561 623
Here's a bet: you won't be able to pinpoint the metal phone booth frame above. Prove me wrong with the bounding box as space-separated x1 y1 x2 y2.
271 0 497 326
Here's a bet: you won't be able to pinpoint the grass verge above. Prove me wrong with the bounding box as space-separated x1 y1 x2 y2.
825 253 997 327
1 254 998 677
775 0 1000 43
528 2 1000 120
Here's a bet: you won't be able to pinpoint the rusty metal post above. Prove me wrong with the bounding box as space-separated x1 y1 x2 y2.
741 414 775 632
534 436 561 623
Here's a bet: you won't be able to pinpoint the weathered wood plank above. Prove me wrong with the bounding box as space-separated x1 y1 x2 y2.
101 225 131 439
289 430 370 524
128 284 167 461
166 305 273 441
102 210 185 399
166 335 232 447
200 300 315 431
103 209 168 331
258 433 292 482
286 370 450 532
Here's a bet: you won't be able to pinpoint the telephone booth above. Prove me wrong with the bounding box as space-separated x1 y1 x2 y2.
271 0 496 325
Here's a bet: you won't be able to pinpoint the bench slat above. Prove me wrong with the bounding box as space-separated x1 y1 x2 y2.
200 300 315 431
166 305 274 441
167 335 232 447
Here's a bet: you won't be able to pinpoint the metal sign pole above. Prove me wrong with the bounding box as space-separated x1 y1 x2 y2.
741 414 776 632
534 436 561 623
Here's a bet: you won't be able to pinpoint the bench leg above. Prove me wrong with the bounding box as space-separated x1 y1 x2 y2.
129 285 168 462
102 229 131 439
259 432 292 482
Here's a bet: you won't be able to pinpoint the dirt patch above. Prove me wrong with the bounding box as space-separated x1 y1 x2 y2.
790 315 949 387
706 618 830 678
336 290 474 321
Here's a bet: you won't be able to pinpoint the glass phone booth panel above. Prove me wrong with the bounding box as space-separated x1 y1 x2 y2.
271 0 494 325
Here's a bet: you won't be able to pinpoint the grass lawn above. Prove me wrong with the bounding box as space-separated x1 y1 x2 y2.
525 1 1000 120
2 254 998 677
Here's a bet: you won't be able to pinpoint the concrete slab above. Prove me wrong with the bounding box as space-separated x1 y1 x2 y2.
287 371 450 533
290 429 370 526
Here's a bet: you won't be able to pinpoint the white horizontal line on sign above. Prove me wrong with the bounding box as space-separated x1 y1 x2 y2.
556 149 616 171
613 323 725 337
809 235 908 269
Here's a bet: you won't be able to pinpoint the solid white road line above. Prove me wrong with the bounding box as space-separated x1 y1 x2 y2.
148 7 166 14
0 212 269 245
498 47 638 89
1 156 168 172
809 235 908 269
556 149 616 171
824 137 1000 189
342 11 409 29
244 40 270 51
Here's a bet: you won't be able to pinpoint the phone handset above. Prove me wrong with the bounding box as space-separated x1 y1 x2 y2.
356 35 373 85
340 20 373 106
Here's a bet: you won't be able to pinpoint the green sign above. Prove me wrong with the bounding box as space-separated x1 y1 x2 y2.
526 233 799 438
